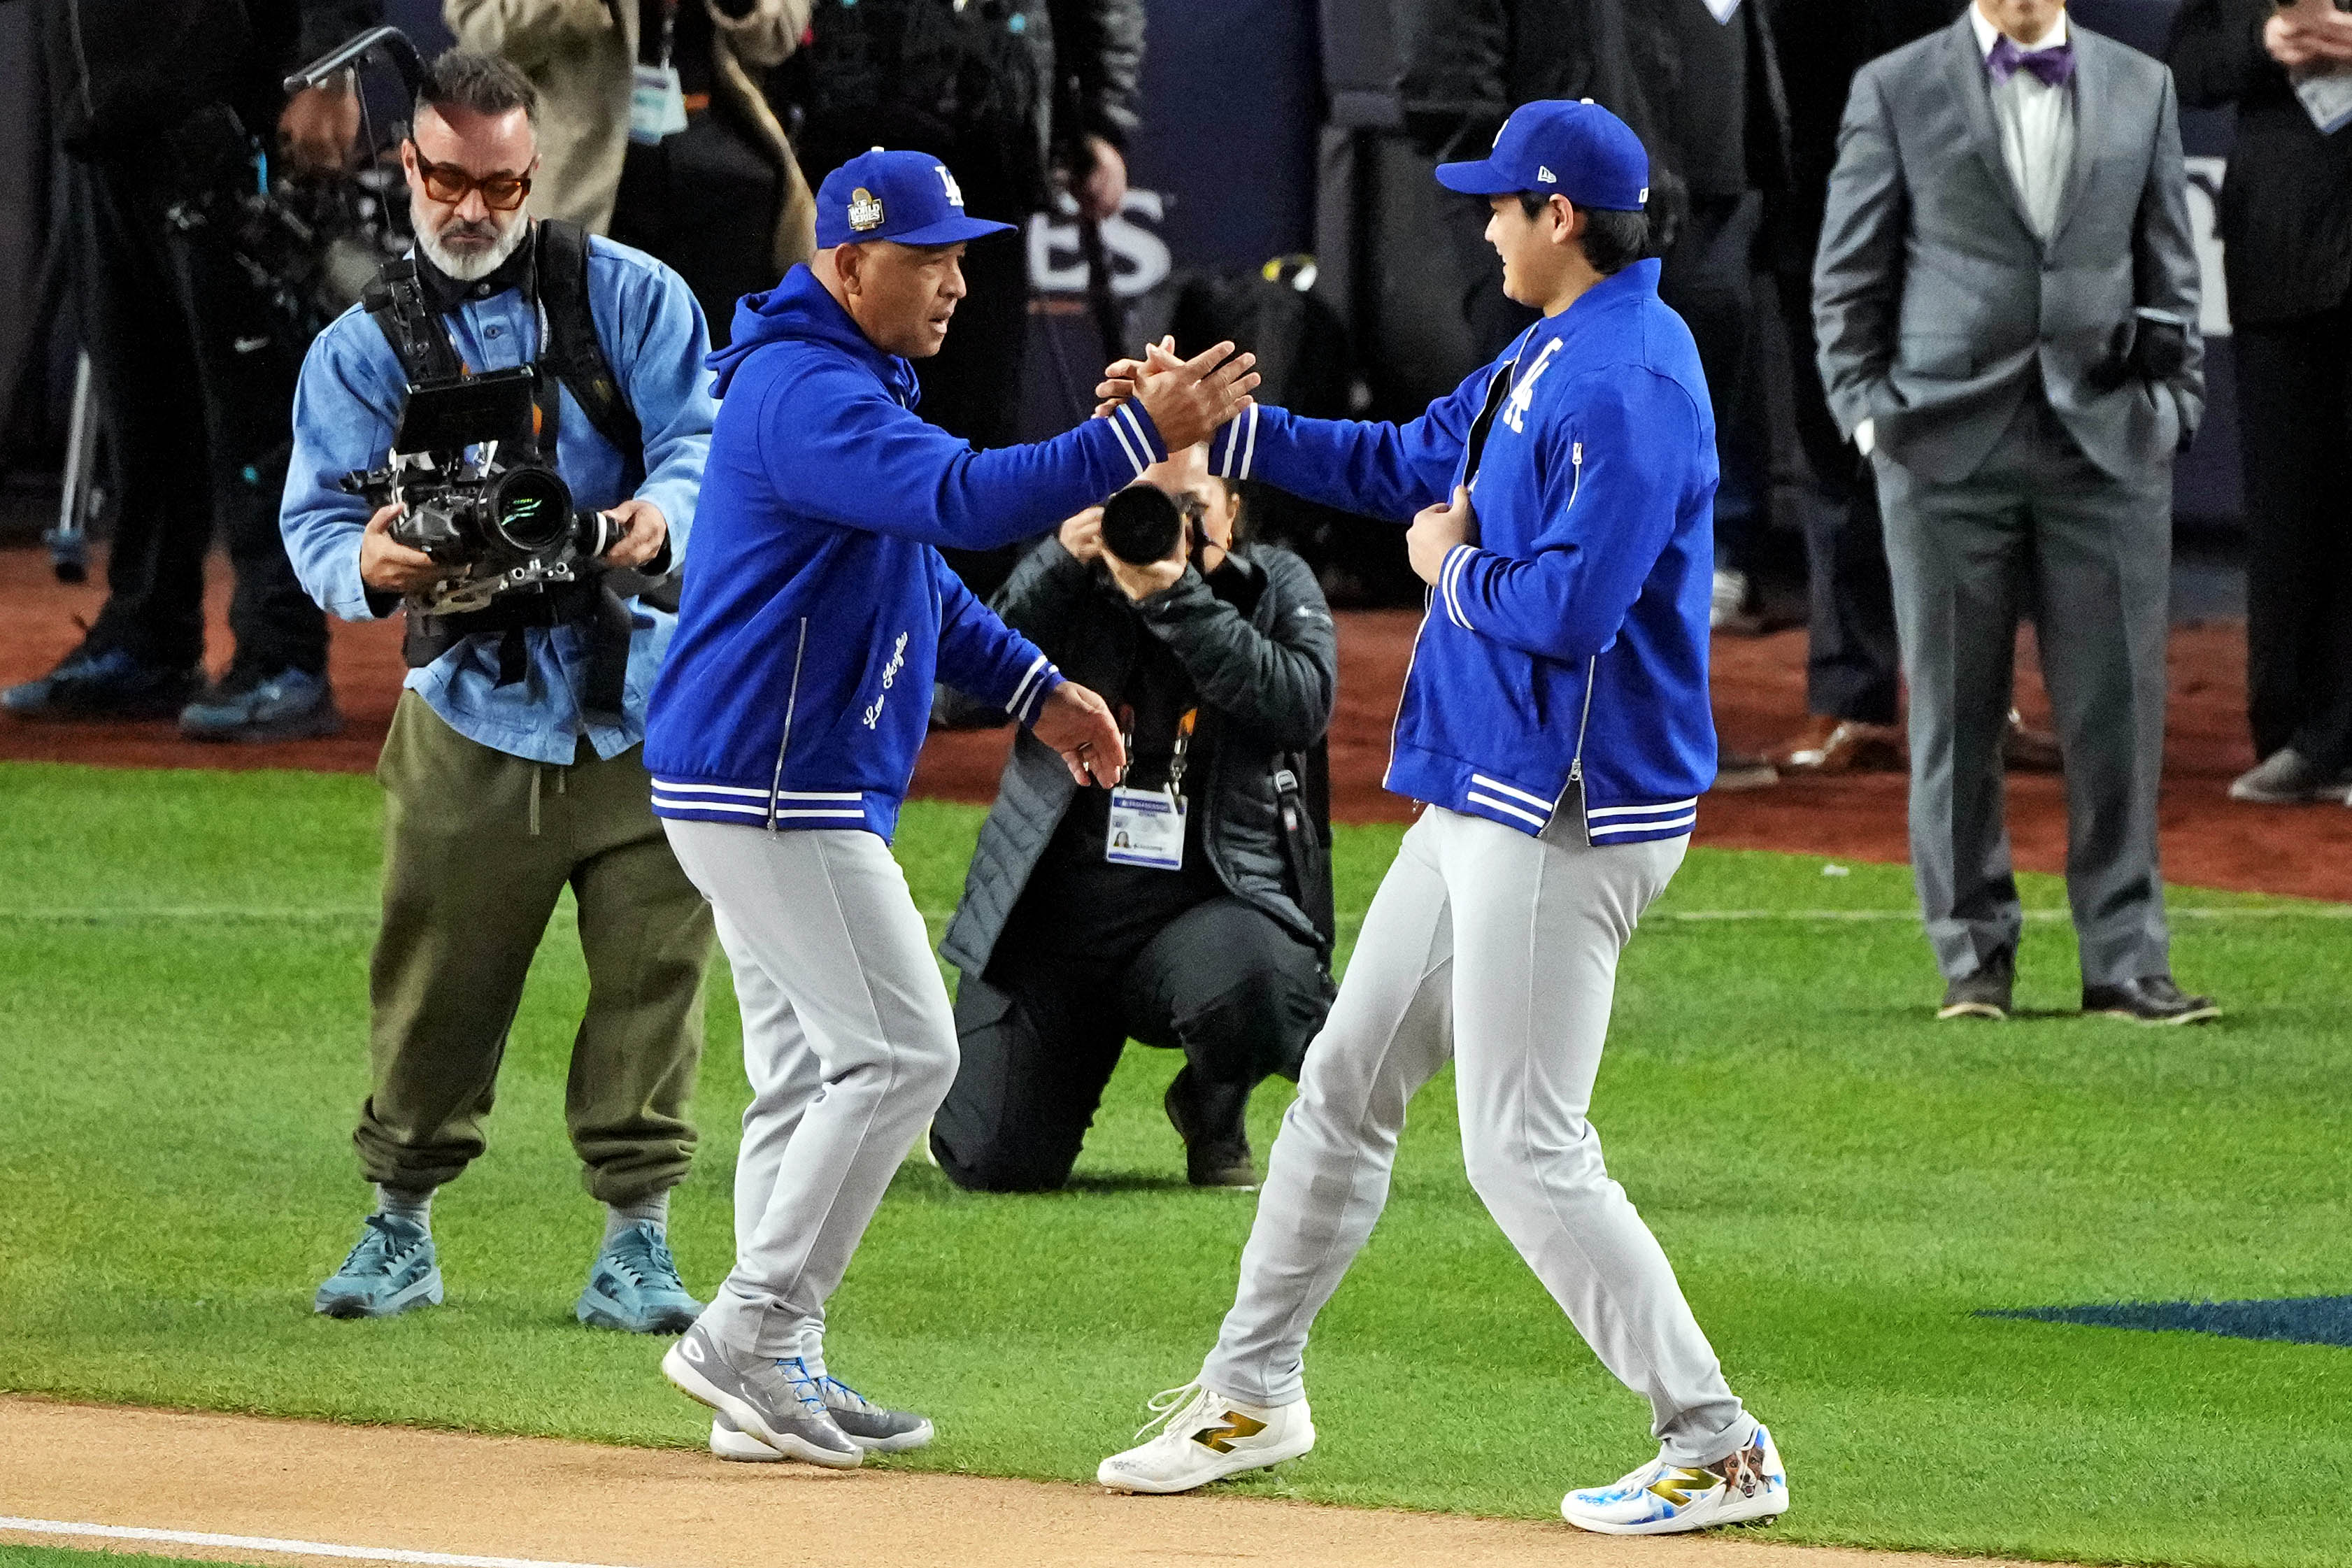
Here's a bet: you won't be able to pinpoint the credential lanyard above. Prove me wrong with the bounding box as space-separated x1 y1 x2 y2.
629 1 688 144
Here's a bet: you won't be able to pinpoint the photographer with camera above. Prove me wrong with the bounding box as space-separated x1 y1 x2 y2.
928 444 1339 1192
280 50 720 1330
0 0 377 737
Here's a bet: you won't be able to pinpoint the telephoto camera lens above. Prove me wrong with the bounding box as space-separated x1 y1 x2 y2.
1099 483 1184 566
489 466 576 555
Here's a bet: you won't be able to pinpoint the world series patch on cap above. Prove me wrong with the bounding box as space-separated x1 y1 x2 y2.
1434 99 1651 212
816 149 1018 249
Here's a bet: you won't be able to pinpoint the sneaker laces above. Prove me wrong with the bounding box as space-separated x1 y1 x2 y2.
818 1375 876 1413
1132 1382 1211 1444
602 1224 684 1292
776 1355 829 1416
337 1213 415 1276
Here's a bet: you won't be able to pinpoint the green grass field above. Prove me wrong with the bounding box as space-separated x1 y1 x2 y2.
2 759 2349 1568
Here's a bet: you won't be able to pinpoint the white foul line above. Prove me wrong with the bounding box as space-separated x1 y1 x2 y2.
0 1518 641 1568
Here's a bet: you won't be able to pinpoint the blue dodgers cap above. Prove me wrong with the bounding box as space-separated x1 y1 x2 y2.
815 149 1018 248
1434 99 1650 211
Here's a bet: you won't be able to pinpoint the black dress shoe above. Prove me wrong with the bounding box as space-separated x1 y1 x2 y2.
2083 976 2220 1025
1938 950 2014 1020
1164 1068 1259 1188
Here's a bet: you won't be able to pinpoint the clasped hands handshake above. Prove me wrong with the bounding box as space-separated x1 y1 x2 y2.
1031 336 1273 788
1091 340 1476 589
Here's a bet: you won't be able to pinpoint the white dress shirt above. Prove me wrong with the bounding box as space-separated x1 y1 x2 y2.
1971 3 2076 243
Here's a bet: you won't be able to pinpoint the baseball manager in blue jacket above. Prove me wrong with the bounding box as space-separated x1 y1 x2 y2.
1095 102 1788 1534
644 148 1258 1467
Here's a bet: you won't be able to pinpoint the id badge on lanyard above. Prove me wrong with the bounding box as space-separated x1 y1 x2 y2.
629 0 689 144
1106 708 1194 871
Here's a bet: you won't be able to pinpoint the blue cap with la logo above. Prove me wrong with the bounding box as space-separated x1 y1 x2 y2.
815 148 1018 248
1434 99 1651 212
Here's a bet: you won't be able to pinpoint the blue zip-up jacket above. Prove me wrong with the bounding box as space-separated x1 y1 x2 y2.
643 264 1173 841
1209 259 1716 844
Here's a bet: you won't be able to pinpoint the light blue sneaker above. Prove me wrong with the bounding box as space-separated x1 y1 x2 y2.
178 667 341 743
314 1213 443 1319
576 1220 701 1333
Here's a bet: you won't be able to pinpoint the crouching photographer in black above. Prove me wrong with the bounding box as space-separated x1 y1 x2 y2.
929 445 1340 1191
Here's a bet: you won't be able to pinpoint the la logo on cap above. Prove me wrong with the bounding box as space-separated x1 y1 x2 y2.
848 186 885 231
935 164 966 208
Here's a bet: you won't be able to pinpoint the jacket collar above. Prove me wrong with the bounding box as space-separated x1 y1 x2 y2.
1531 257 1663 344
709 263 922 406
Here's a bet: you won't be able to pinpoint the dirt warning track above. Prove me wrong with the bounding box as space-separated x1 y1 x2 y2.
0 1397 2058 1568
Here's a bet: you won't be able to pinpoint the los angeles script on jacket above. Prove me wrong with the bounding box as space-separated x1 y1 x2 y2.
862 632 911 729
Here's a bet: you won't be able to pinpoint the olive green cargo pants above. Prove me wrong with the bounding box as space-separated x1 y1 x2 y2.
355 692 714 1206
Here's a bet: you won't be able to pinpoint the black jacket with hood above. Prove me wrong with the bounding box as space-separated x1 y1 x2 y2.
939 534 1339 981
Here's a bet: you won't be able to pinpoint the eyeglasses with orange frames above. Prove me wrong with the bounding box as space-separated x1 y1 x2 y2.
406 142 534 211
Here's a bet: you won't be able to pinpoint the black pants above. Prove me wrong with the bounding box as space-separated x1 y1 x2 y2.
71 153 327 677
1659 192 1765 573
932 895 1332 1192
2236 301 2352 771
1776 259 1901 725
609 115 783 350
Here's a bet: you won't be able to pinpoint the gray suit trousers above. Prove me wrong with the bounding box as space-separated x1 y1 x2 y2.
1874 390 2174 987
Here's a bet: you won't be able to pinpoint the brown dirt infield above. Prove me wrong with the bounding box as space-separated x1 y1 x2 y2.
0 1396 2058 1568
2 545 2345 903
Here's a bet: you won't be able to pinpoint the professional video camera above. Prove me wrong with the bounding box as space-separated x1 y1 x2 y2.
341 366 624 613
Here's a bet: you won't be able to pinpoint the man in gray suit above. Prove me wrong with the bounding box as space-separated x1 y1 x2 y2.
1813 0 2216 1025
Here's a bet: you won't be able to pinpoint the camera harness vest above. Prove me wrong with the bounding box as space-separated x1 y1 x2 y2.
364 219 655 726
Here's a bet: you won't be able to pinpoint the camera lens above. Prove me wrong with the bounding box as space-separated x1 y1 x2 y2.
1099 484 1184 566
490 466 575 554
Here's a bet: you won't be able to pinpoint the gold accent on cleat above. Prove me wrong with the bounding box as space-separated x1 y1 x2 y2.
1192 1411 1267 1453
1645 1467 1714 1507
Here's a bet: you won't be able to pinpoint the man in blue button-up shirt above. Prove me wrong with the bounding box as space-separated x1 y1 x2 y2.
281 50 718 1335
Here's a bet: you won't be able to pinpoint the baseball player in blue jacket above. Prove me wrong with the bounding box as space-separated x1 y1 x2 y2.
1095 103 1788 1533
643 149 1257 1467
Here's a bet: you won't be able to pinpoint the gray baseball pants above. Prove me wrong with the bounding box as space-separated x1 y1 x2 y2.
1875 392 2175 986
1197 806 1754 1467
663 821 957 1363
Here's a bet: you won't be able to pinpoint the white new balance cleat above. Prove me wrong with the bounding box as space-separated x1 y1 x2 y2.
1560 1424 1788 1534
1096 1383 1314 1495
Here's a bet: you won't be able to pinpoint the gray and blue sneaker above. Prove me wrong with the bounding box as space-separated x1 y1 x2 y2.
710 1367 929 1459
314 1213 443 1319
808 1361 934 1452
576 1220 701 1334
662 1323 862 1468
179 667 341 743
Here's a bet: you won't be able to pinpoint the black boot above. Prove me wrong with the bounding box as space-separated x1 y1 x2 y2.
1164 1067 1258 1189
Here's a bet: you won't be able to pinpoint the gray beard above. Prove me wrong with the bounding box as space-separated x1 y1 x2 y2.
415 207 527 282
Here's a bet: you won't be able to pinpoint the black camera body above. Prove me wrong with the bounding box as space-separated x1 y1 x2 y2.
343 366 620 611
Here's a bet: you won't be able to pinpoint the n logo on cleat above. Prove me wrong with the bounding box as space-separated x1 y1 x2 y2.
1192 1411 1267 1453
1646 1467 1713 1508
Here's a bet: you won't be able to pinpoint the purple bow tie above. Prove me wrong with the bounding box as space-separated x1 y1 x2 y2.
1987 34 2077 89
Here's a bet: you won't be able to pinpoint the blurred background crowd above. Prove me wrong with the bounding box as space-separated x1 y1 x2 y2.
0 0 2345 808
